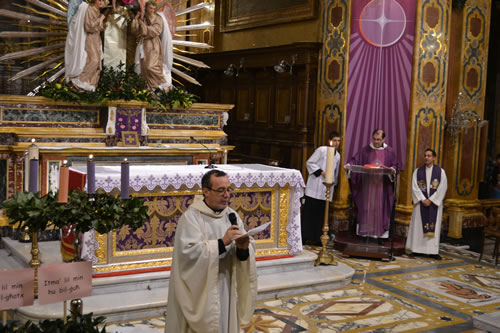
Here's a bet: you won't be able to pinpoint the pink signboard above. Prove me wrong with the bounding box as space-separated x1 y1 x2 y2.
38 261 92 305
0 268 35 310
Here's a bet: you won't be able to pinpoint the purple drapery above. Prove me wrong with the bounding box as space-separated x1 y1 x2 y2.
345 0 416 170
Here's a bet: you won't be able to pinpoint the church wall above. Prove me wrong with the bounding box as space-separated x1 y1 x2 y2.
190 43 321 176
212 1 321 52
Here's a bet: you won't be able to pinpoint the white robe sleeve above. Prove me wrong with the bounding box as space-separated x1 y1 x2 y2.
171 211 221 333
235 226 257 324
65 2 88 81
306 147 324 175
411 169 426 204
333 152 341 186
429 169 447 207
159 12 173 89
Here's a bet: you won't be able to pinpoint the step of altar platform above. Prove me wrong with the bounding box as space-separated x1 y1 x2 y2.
1 237 354 323
0 248 25 270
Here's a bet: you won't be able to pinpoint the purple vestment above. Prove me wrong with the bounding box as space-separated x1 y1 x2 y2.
348 145 399 237
417 164 442 236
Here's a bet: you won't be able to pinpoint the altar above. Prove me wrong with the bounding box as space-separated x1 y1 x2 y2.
70 163 305 276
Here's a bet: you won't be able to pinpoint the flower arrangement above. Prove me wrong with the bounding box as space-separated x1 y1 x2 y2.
38 63 198 110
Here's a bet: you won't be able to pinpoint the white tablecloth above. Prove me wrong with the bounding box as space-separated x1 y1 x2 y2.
72 164 305 254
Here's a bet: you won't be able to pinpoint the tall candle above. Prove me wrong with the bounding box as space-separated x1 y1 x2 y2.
24 153 29 192
87 154 96 194
26 138 39 192
29 159 39 193
28 138 39 161
121 158 130 199
58 161 69 203
324 147 335 184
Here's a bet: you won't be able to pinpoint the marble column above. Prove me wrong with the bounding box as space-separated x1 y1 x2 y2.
395 0 453 236
442 0 491 239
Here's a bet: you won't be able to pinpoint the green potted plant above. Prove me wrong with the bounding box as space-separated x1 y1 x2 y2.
50 189 149 261
2 191 57 235
2 189 149 262
0 312 107 332
2 191 59 273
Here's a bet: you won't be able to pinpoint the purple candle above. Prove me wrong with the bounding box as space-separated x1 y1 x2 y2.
121 158 130 199
87 154 96 194
29 159 38 193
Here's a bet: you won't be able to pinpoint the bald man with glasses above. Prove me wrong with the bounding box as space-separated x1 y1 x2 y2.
165 169 257 333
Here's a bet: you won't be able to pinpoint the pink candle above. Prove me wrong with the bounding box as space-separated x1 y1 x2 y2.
58 161 69 203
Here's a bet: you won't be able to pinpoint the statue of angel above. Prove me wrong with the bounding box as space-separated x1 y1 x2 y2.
65 0 108 91
132 0 174 92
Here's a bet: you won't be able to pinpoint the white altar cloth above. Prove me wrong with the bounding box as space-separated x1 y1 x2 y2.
71 164 305 254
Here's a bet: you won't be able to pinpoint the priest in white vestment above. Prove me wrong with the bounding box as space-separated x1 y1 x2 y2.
406 148 448 260
165 169 257 333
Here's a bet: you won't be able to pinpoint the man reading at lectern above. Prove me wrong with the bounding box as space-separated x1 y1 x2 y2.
165 169 257 333
301 131 341 246
345 129 398 244
406 149 447 260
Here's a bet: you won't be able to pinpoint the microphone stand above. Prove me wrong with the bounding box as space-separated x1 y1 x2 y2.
190 136 216 169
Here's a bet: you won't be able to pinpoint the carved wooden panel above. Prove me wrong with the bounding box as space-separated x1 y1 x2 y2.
191 43 321 171
275 84 292 125
297 81 306 127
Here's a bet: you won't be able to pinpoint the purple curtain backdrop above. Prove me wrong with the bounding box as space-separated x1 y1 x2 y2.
345 0 416 170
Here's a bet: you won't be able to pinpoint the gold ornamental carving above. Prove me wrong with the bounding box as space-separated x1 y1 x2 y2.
95 232 108 264
278 185 290 248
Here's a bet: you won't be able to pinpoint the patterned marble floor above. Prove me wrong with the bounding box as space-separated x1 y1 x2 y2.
104 243 499 333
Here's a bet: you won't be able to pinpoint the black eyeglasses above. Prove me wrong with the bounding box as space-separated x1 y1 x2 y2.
207 187 234 195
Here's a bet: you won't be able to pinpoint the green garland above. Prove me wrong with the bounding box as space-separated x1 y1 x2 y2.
38 63 198 109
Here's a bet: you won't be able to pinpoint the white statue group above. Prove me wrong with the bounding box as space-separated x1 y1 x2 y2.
65 0 174 92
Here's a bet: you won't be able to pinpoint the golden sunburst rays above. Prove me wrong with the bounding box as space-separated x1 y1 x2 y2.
0 0 214 92
13 2 65 21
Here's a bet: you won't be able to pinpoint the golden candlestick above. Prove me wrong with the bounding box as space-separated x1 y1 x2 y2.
314 182 337 266
29 231 42 297
70 299 83 320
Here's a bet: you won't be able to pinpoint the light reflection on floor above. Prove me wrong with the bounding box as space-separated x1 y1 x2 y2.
106 243 498 332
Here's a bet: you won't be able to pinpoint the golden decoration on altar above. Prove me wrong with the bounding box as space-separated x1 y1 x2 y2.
278 185 290 248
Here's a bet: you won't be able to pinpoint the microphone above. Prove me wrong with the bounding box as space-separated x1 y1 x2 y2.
190 136 215 169
229 212 237 226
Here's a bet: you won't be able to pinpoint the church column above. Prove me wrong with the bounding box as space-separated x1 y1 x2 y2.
315 0 351 231
442 0 491 239
395 0 452 235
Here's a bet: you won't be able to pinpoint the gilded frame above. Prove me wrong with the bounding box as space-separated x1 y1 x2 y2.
220 0 317 32
108 186 278 258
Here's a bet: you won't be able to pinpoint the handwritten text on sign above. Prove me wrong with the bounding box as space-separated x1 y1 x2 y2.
38 261 92 305
0 268 34 310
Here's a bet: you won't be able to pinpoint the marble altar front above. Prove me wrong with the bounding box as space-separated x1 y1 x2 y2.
69 164 305 275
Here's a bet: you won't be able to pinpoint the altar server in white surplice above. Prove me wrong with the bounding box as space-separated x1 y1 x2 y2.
301 132 341 246
406 148 447 260
165 169 257 333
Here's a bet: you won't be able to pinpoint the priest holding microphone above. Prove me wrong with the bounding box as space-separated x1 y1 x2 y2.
301 132 341 246
165 169 257 333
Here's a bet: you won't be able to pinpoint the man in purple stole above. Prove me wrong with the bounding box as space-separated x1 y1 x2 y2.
346 129 398 242
406 149 447 259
